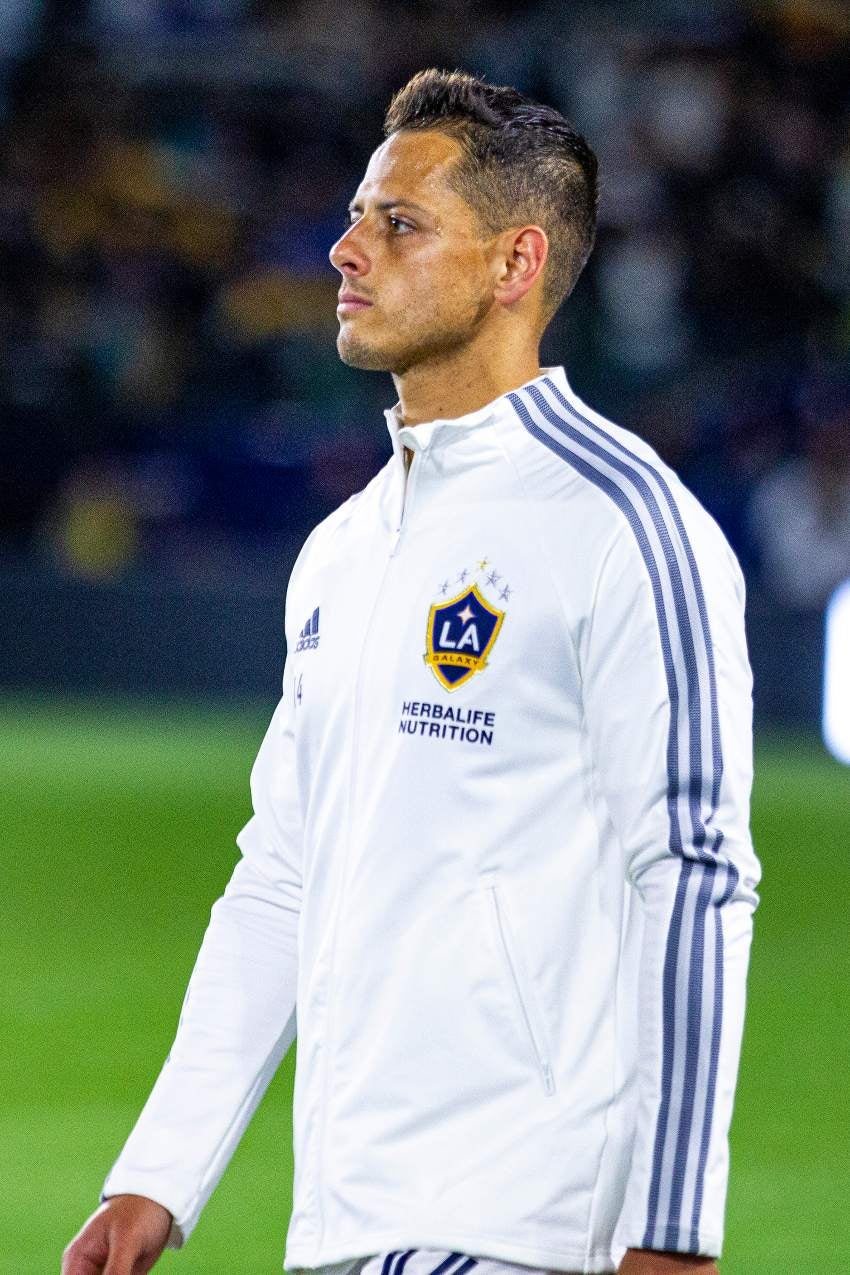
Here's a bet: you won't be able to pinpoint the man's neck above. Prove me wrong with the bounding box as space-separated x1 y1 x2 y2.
393 344 543 428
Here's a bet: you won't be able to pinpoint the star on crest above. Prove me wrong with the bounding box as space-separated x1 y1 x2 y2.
457 603 475 624
438 580 449 596
485 569 501 587
476 557 490 571
456 568 470 584
499 584 512 601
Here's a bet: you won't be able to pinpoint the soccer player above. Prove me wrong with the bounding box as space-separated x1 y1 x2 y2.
63 70 760 1275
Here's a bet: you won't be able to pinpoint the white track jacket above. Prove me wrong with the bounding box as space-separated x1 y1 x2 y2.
103 367 760 1273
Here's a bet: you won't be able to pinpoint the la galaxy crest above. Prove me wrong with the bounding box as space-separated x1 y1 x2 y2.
424 560 509 691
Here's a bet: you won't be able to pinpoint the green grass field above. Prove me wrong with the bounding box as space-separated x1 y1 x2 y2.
1 700 848 1273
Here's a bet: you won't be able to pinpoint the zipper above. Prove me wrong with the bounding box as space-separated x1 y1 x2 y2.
391 447 420 554
489 885 556 1096
313 452 420 1246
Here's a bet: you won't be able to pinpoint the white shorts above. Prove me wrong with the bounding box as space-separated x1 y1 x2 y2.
319 1249 583 1275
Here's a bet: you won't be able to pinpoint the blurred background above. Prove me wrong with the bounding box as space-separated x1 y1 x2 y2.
1 0 849 713
1 1 848 1273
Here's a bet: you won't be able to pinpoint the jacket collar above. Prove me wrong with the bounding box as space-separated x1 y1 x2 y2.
384 365 570 466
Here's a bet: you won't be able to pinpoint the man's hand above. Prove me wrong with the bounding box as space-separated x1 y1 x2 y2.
618 1250 719 1275
62 1195 173 1275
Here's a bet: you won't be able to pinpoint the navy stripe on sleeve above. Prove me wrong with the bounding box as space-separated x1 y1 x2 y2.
508 378 737 1252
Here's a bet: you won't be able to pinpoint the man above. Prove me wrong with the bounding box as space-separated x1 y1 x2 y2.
64 70 760 1275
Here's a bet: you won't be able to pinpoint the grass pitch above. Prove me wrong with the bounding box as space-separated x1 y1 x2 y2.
1 701 847 1273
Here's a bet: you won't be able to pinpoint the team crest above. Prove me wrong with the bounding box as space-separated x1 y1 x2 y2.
425 581 505 691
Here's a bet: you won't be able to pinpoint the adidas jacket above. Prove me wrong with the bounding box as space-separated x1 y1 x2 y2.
103 367 760 1273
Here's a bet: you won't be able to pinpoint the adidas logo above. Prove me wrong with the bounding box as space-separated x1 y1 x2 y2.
295 606 320 652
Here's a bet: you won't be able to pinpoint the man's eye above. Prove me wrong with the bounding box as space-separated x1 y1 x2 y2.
389 216 412 233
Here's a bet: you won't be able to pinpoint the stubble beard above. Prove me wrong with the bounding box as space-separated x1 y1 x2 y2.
336 326 398 372
336 293 493 376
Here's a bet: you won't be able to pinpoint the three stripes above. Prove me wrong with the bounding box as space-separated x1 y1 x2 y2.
508 376 737 1254
299 607 320 640
379 1254 477 1275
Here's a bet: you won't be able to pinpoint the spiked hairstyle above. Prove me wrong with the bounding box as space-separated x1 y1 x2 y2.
384 68 599 316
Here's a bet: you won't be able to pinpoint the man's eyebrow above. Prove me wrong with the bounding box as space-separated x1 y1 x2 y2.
347 199 430 215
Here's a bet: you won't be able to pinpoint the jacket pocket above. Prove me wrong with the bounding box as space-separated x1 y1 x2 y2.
488 884 556 1096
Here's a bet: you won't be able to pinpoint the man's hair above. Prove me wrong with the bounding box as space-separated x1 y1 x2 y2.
383 68 599 316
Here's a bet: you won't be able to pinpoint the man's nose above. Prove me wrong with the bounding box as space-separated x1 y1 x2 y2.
329 223 370 278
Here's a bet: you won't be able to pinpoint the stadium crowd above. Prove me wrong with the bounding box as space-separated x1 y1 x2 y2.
1 0 848 608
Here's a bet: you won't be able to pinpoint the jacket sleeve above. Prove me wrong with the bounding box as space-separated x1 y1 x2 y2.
101 659 303 1246
578 507 760 1259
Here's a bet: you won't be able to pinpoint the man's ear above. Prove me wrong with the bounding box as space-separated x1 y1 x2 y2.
492 225 549 306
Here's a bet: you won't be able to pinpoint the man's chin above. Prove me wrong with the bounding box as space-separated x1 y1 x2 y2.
336 330 397 372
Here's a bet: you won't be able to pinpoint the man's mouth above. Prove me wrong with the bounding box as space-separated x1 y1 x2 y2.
337 290 373 314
